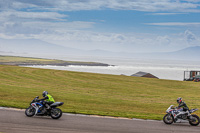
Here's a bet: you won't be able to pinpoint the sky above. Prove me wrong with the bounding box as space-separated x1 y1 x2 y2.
0 0 200 53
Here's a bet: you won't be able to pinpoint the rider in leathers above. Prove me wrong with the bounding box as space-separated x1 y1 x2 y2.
175 97 189 121
39 91 55 110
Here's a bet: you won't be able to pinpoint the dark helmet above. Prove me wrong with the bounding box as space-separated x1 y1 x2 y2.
177 97 182 104
42 91 48 97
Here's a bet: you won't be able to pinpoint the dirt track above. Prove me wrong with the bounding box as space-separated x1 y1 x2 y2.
0 108 200 133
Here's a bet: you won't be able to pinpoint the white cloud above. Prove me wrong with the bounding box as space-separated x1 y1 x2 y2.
0 11 67 22
183 30 198 43
145 22 200 26
20 30 198 53
0 26 199 53
0 21 95 35
0 0 200 53
0 10 94 35
1 0 200 12
183 0 200 2
150 13 188 15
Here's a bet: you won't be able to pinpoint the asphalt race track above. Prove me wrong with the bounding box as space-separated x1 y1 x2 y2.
0 108 200 133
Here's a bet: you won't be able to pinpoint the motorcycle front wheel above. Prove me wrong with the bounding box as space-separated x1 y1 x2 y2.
163 114 173 124
189 114 200 126
25 106 36 117
50 108 62 119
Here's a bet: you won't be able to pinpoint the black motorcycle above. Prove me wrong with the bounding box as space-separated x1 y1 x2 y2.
25 96 64 119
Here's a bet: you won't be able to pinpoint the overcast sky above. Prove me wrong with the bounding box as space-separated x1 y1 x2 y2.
0 0 200 53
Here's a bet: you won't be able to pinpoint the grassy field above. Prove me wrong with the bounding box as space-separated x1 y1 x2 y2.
0 65 200 120
0 55 109 66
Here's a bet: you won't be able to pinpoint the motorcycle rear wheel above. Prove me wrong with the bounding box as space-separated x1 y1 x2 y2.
189 114 200 126
25 106 36 117
163 114 173 124
51 108 62 119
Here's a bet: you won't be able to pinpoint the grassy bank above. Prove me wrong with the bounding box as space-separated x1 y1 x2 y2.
0 65 200 120
0 55 109 66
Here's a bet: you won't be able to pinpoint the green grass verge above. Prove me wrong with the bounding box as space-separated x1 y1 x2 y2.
0 55 108 66
0 65 200 120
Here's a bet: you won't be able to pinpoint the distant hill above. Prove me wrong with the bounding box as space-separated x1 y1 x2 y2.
0 38 200 61
89 46 200 61
158 46 200 60
172 46 200 54
0 38 83 55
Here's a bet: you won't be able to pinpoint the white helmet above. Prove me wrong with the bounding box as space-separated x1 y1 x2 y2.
42 91 48 97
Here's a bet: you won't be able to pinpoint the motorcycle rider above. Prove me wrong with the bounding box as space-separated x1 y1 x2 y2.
175 97 189 121
38 91 55 110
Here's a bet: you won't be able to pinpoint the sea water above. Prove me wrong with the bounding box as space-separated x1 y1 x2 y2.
25 57 200 81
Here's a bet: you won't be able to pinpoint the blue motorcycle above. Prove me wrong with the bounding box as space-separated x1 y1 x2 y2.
25 96 64 119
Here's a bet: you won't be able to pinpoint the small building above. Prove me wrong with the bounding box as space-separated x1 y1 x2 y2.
131 71 159 79
184 71 200 81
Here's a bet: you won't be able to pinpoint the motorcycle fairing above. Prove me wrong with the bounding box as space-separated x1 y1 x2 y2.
50 102 64 107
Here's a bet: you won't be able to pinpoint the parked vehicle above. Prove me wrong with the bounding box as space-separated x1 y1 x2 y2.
194 78 200 82
25 96 64 119
193 75 200 82
163 105 200 126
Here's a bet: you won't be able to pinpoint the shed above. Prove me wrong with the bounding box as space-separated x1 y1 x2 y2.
131 71 159 79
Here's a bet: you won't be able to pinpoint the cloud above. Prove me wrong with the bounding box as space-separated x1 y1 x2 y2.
183 0 200 2
0 10 94 35
145 22 200 26
1 0 200 12
149 13 188 15
20 29 198 52
105 0 200 12
0 21 95 35
184 30 197 43
0 0 200 53
0 11 67 22
0 26 199 53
